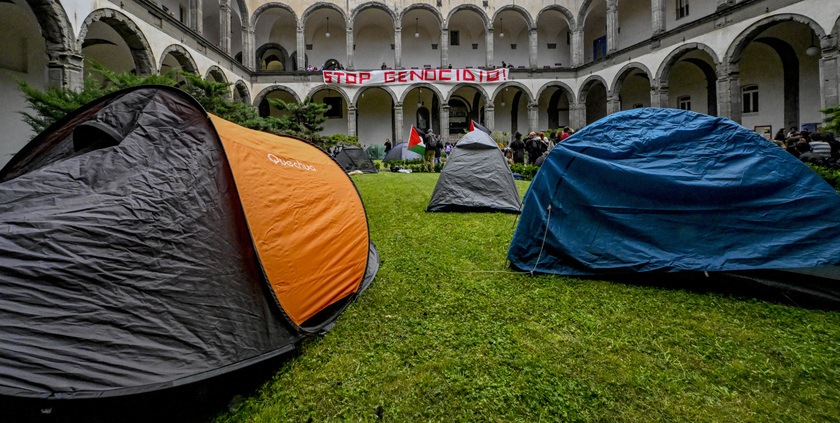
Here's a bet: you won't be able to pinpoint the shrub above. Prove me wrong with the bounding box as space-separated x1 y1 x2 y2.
509 163 540 180
807 163 840 193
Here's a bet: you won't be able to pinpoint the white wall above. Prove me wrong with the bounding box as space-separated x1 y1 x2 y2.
617 0 652 50
0 1 49 166
356 88 393 148
668 60 708 113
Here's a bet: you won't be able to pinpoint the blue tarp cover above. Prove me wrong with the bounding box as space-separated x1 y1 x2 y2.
508 108 840 275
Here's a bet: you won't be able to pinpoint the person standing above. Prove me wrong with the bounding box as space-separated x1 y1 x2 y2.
434 134 443 166
384 138 392 154
423 129 437 172
510 132 525 164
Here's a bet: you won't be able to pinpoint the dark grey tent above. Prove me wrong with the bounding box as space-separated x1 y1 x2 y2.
426 131 521 213
382 142 423 162
334 145 378 173
0 86 379 399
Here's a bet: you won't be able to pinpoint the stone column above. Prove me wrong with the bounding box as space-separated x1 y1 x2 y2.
394 103 404 140
394 26 402 69
190 0 202 33
607 94 621 115
486 28 494 68
348 105 357 136
440 104 450 143
819 48 840 114
440 28 449 68
570 102 585 130
346 26 354 70
243 26 255 70
484 104 495 131
571 28 584 67
650 85 668 108
47 51 84 91
716 68 741 123
296 24 305 70
651 0 666 36
220 0 231 54
606 0 618 54
528 28 538 68
528 102 539 132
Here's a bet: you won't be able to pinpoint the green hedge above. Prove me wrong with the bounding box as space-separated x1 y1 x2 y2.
808 164 840 193
509 163 540 181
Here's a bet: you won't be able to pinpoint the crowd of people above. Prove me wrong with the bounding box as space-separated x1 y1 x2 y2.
505 127 575 167
773 127 840 166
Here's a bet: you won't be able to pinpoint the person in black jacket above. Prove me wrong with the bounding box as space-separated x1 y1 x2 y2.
510 132 525 164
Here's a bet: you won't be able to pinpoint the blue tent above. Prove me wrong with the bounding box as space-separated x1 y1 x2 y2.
508 108 840 275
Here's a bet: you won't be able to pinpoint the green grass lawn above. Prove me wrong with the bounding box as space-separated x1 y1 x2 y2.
214 172 840 422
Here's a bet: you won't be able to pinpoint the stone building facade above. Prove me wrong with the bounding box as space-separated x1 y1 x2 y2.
1 0 839 163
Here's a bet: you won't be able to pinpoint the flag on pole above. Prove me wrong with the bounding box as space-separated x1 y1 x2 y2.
408 126 426 155
470 120 492 135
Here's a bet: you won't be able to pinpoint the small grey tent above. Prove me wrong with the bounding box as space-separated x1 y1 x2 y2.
383 142 423 162
426 131 521 213
334 145 378 173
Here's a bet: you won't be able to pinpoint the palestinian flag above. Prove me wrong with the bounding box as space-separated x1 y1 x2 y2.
470 120 491 135
408 126 426 155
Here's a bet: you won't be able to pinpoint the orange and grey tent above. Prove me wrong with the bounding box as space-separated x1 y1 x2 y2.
0 86 378 398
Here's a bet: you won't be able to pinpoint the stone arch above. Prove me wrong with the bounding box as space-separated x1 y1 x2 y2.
491 81 534 104
577 0 597 29
444 4 489 29
537 81 577 104
399 83 445 104
536 4 576 29
579 74 609 102
445 83 490 103
351 1 398 27
833 15 840 51
255 42 291 71
491 5 535 30
610 62 653 96
306 85 351 104
250 1 296 28
26 0 76 56
231 0 249 27
234 80 250 104
204 65 228 83
398 3 443 26
253 85 301 107
724 13 827 67
77 8 155 75
302 2 349 28
655 43 720 86
159 44 199 75
351 85 398 106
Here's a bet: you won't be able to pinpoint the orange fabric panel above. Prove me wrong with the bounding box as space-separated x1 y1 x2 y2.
209 115 369 326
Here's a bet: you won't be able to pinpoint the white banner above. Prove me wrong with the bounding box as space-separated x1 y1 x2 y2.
322 68 509 86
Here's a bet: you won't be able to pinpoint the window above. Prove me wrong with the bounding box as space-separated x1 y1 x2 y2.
179 6 185 23
593 36 607 60
472 44 479 50
510 44 517 50
742 85 759 113
676 0 689 19
450 31 460 46
633 103 644 109
547 43 557 50
678 96 691 111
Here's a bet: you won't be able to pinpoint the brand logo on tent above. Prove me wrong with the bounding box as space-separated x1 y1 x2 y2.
267 154 317 172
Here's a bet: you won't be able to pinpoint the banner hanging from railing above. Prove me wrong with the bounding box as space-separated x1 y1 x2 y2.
322 68 508 86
